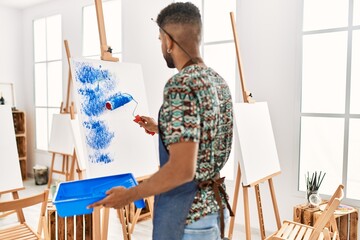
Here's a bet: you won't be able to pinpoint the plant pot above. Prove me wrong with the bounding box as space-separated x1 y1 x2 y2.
306 190 321 207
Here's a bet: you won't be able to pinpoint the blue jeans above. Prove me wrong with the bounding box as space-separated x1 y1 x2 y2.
182 209 230 240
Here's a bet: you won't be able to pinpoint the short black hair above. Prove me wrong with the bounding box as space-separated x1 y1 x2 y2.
156 2 201 29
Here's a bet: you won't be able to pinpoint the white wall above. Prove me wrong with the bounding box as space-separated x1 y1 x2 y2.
0 6 23 108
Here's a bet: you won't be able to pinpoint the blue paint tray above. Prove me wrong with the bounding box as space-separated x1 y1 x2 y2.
53 173 145 217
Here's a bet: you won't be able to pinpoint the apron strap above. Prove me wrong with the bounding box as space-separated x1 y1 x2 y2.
198 176 234 239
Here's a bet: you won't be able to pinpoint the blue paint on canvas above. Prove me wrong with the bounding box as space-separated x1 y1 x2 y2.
75 64 111 84
74 62 121 165
78 88 107 117
83 120 114 150
74 61 139 166
89 152 113 164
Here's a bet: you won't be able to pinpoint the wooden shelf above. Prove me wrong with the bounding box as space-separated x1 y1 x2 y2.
12 111 27 180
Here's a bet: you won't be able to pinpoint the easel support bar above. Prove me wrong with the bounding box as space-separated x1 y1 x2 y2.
64 40 72 113
94 0 119 62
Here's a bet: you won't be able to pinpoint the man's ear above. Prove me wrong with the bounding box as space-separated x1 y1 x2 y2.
165 34 174 51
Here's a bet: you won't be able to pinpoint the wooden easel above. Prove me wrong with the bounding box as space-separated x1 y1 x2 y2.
47 40 83 188
90 1 154 239
227 12 281 240
91 0 119 239
95 0 119 62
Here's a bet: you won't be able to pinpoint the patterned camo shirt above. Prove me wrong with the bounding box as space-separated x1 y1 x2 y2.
158 64 233 224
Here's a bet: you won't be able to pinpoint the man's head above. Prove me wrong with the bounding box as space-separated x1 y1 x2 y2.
156 2 202 69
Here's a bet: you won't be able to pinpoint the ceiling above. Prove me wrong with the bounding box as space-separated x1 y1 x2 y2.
0 0 54 9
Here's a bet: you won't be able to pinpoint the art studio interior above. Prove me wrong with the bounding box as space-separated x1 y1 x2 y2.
0 0 359 239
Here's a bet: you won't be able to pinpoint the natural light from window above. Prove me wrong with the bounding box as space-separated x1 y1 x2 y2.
300 0 360 200
302 32 347 114
33 14 62 151
303 0 348 31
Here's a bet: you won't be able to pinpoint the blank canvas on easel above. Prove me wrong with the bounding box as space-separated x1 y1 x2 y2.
48 114 75 156
0 105 23 192
234 102 281 186
70 58 158 178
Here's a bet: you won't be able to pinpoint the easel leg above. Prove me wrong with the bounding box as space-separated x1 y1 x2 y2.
243 186 251 240
117 207 131 240
101 207 110 240
65 155 70 181
74 151 84 180
69 155 76 181
47 153 56 188
92 207 101 239
146 196 154 219
228 163 241 240
268 178 281 229
254 185 266 239
130 208 142 234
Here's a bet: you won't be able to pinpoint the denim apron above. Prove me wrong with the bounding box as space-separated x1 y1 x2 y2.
152 135 198 240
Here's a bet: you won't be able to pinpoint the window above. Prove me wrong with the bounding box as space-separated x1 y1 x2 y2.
183 0 237 179
83 0 122 59
299 0 360 200
33 15 62 151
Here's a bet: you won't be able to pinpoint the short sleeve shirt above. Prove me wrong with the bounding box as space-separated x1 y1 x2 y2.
158 65 233 224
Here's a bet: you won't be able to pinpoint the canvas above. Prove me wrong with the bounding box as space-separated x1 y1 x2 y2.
0 105 23 193
70 58 158 178
48 113 75 156
234 102 281 186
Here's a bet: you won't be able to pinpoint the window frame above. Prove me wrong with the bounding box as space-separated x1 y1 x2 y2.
33 14 63 151
299 0 360 203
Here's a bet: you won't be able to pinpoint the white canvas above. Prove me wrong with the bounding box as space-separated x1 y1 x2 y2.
0 105 23 193
48 113 75 155
234 102 281 186
70 58 158 178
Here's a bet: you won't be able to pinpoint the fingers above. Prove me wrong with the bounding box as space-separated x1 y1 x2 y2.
139 116 152 122
106 186 124 195
87 198 105 209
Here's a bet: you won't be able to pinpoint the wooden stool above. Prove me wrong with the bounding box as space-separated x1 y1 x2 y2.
47 201 92 239
294 202 358 240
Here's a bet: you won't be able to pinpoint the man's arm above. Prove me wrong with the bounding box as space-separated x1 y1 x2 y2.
88 141 198 209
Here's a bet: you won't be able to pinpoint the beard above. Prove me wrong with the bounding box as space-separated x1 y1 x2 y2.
164 52 175 69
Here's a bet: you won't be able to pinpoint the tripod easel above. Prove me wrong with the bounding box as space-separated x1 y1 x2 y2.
47 40 84 188
227 12 281 240
89 1 153 239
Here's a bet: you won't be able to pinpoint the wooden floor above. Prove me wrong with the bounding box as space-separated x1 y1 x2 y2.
0 178 251 239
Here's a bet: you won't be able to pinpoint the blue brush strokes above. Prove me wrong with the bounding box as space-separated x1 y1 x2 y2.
78 88 107 117
75 64 111 84
89 152 113 164
76 63 117 117
83 120 114 150
74 62 121 165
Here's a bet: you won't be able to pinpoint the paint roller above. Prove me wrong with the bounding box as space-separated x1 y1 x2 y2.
105 93 135 111
105 93 155 135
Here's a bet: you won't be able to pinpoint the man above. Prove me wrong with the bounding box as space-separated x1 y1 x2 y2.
89 2 233 239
